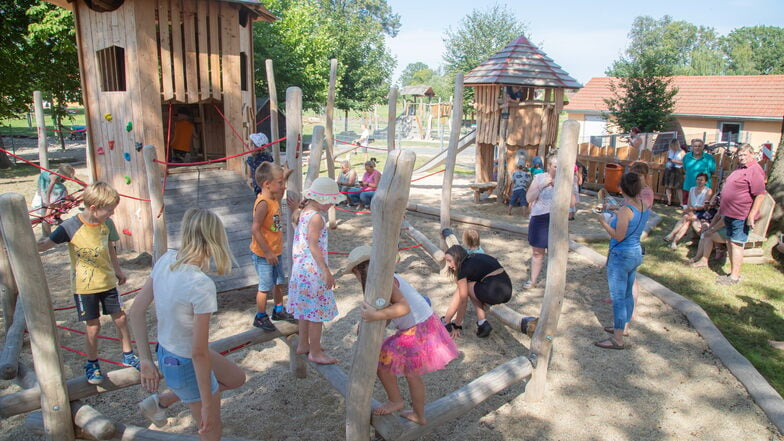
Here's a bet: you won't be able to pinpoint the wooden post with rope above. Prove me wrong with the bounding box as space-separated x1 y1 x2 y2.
284 87 303 278
440 73 464 250
305 126 324 189
525 120 579 402
326 58 338 229
387 87 398 151
265 59 281 165
34 91 51 238
346 149 416 441
142 145 167 262
0 193 74 440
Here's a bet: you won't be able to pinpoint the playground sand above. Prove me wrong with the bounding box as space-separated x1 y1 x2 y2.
0 142 781 440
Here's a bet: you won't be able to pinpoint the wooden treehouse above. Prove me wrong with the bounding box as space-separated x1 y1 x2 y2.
464 35 581 197
45 0 274 253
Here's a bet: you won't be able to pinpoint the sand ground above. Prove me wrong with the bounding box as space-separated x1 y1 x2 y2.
0 139 780 440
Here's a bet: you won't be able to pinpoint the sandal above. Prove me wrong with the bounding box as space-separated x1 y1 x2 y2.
522 280 536 290
594 338 625 350
604 326 629 337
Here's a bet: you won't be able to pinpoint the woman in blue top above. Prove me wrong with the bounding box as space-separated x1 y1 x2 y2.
594 172 649 350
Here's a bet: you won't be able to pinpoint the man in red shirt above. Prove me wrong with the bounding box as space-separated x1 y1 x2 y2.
714 144 767 285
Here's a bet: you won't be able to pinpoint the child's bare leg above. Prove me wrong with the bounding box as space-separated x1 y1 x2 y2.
111 311 133 353
255 290 269 314
665 188 672 205
401 375 427 425
307 321 336 364
187 392 222 441
374 368 405 415
85 319 101 360
296 319 310 354
272 285 284 308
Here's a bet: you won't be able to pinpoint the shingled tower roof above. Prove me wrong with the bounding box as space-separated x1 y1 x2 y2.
464 35 581 89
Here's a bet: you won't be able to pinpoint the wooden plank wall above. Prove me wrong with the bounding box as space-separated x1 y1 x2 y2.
474 85 500 145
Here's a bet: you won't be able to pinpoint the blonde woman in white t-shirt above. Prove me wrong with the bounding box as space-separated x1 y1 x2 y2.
130 208 245 440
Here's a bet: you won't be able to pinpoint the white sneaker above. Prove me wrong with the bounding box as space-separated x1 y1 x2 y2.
138 394 167 427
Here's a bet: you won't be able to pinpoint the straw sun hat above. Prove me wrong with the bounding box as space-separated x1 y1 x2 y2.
344 245 372 273
304 177 346 205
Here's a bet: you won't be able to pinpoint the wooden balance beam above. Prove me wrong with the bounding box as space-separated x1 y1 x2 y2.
0 322 298 418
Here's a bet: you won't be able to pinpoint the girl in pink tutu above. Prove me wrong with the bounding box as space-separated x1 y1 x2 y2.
346 246 459 425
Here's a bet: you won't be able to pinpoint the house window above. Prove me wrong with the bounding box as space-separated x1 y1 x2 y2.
720 122 741 144
97 46 126 92
240 52 248 91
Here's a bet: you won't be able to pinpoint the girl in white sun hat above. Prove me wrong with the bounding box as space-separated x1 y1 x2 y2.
287 177 346 364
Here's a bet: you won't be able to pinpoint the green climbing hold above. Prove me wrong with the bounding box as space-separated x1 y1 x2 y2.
124 176 131 185
126 121 133 132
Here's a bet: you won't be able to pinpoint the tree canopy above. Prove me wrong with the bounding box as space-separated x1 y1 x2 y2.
254 0 398 112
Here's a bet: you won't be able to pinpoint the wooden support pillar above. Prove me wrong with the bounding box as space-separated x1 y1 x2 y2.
0 227 18 333
305 126 324 189
33 91 51 237
496 92 510 203
142 145 167 263
265 59 281 165
326 59 338 229
286 335 307 379
0 299 25 379
346 149 416 441
441 73 464 250
387 87 398 151
525 120 579 402
284 87 303 278
0 193 74 441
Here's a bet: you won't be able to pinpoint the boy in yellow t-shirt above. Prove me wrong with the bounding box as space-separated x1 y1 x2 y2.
38 182 139 384
250 162 296 331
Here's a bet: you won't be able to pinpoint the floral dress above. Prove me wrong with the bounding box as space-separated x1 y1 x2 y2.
286 209 337 322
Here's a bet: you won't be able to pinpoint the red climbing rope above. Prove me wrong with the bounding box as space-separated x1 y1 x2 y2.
212 103 252 151
154 137 285 167
333 138 388 152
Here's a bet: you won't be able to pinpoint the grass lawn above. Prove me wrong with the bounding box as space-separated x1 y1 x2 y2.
587 205 784 395
1 109 86 138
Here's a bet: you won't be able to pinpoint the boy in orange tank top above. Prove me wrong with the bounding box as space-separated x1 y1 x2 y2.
250 163 296 331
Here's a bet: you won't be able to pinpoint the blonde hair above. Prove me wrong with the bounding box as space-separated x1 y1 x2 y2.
83 181 120 209
255 162 282 187
462 228 481 250
55 164 75 183
173 208 233 276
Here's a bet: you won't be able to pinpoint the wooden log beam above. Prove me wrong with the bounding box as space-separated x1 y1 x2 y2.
525 120 579 402
284 87 303 278
0 193 74 440
25 413 256 441
304 126 324 190
440 73 463 249
285 335 307 379
487 304 537 337
326 59 338 229
401 220 444 263
387 87 398 150
406 203 528 236
0 299 25 379
0 323 298 418
393 356 533 441
265 59 281 165
0 226 18 333
15 361 38 390
142 145 168 263
346 149 416 441
71 401 116 440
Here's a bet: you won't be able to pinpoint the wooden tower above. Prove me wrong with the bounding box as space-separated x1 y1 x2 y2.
44 0 274 252
464 35 581 190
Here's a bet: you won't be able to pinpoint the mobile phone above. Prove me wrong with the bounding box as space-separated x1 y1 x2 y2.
163 356 180 366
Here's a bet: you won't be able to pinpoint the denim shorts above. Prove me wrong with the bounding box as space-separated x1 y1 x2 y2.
251 253 286 292
157 345 218 404
509 188 528 207
723 216 749 244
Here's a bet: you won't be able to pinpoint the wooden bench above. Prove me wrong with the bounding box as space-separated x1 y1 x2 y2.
469 182 497 203
743 193 776 264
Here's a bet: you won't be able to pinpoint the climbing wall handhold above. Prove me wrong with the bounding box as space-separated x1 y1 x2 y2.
104 113 112 121
108 140 115 150
122 228 132 236
123 152 131 161
126 121 133 132
97 147 105 155
135 142 143 152
124 175 131 185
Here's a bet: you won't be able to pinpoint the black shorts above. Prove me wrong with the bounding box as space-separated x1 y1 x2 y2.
74 288 122 321
474 272 512 305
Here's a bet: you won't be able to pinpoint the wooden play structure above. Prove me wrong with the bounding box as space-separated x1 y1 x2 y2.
43 0 274 253
464 35 581 201
397 85 452 141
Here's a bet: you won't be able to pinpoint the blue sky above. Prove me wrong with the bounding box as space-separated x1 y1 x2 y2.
386 0 784 85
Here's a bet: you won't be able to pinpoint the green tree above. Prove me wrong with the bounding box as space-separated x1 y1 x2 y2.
398 62 430 86
442 4 527 75
604 51 678 133
0 0 34 120
722 26 784 74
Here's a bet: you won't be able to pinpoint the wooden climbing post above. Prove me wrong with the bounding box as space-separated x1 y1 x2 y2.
496 92 510 203
326 58 338 229
283 87 303 278
142 145 167 262
346 149 416 441
440 73 464 250
525 120 579 402
0 227 18 333
0 193 74 440
305 126 324 189
387 87 398 151
265 59 281 165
